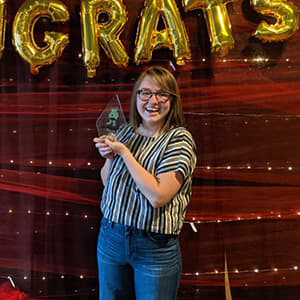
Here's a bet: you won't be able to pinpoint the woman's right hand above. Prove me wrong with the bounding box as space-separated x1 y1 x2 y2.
93 135 115 159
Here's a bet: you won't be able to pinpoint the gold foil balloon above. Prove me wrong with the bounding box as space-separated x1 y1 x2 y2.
135 0 191 65
12 0 69 75
0 0 6 60
251 0 299 41
183 0 234 56
81 0 128 78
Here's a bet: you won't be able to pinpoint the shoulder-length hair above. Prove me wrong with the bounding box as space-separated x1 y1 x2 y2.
129 66 185 133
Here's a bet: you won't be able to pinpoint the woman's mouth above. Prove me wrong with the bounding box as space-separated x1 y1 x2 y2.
145 107 159 113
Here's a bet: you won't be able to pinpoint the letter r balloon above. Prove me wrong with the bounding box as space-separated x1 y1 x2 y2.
81 0 129 78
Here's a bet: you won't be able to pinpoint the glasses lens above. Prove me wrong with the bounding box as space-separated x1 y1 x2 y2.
138 90 152 101
157 92 170 102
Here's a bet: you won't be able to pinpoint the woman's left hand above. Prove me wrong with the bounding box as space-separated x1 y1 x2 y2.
105 138 129 157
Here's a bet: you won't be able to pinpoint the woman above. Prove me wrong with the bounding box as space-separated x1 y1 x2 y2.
93 66 197 300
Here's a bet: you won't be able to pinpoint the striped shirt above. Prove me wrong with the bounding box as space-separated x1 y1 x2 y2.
101 123 197 235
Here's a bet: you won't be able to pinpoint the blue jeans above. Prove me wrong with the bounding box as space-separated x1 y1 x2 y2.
97 217 182 300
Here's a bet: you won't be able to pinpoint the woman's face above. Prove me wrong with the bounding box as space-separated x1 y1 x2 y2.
136 75 171 128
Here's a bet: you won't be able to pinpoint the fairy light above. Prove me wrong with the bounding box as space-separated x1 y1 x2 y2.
277 214 281 218
84 214 88 219
61 275 65 279
29 160 33 164
10 160 14 163
254 268 259 273
48 161 53 165
235 269 239 273
24 276 28 280
227 166 231 170
65 212 69 216
206 166 211 170
42 276 46 280
9 209 13 213
214 269 219 274
257 216 261 220
202 58 206 62
68 163 72 166
293 266 298 270
27 210 31 214
12 130 17 134
273 268 278 272
268 167 272 171
46 211 50 216
80 275 84 279
87 162 91 166
288 166 293 171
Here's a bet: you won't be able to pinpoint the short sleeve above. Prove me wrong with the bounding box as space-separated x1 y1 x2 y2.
156 128 197 179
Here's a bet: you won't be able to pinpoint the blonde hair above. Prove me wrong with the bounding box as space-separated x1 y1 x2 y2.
129 66 185 133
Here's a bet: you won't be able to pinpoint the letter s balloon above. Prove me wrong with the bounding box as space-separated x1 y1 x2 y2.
251 0 299 41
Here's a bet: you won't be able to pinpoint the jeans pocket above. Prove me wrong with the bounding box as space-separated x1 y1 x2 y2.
147 232 177 244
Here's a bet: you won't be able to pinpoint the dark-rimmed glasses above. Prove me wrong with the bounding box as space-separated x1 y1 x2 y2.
137 89 171 103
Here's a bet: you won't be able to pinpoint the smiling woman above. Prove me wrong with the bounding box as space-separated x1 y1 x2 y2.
93 66 197 300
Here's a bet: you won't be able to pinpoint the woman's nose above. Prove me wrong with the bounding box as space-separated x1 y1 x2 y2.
149 93 159 103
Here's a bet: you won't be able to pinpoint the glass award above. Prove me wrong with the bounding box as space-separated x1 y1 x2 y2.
96 94 127 137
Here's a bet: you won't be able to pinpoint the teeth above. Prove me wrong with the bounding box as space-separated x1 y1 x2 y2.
146 107 159 112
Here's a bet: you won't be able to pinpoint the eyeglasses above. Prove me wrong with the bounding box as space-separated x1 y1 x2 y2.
137 89 171 103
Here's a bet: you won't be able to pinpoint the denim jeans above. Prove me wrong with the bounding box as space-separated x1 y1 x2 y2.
97 217 182 300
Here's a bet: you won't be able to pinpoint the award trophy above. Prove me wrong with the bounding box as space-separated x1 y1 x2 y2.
96 94 127 138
